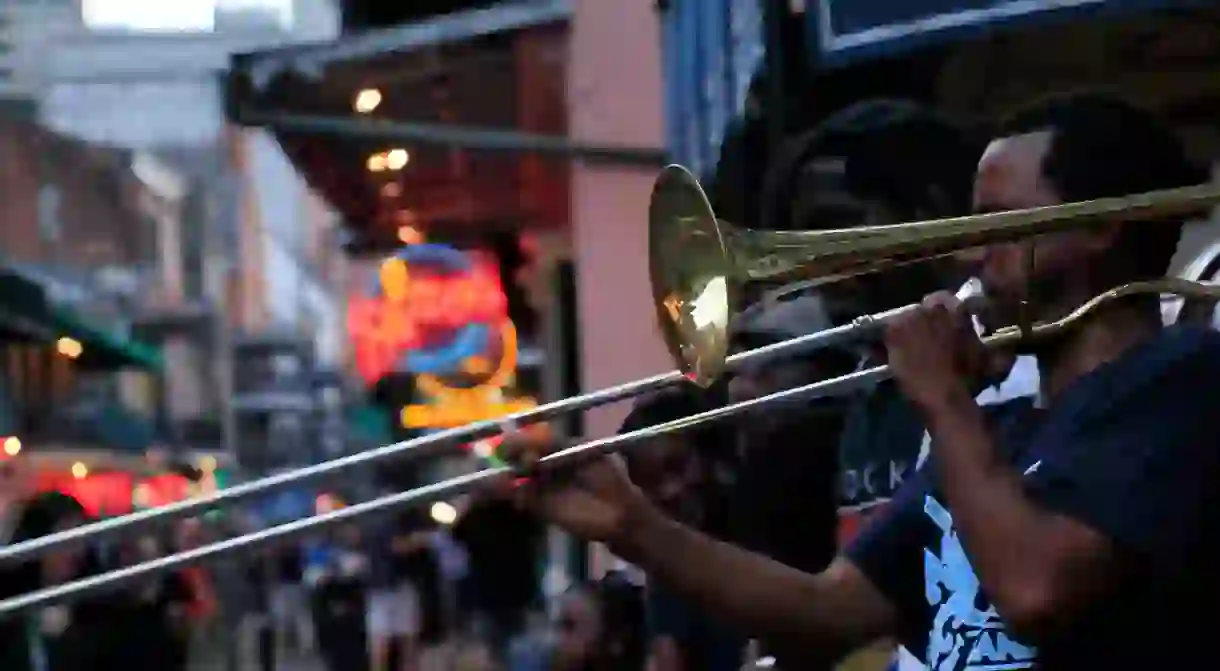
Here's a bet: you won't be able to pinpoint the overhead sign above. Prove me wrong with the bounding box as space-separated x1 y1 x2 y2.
808 0 1206 63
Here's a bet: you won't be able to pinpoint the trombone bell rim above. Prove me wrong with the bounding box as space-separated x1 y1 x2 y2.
649 165 736 387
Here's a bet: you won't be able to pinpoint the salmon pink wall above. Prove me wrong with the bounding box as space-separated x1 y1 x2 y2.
568 0 668 440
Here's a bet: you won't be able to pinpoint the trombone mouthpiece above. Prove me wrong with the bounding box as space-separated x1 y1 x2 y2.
957 277 985 302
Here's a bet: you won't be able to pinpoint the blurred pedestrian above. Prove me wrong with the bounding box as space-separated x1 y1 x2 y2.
510 570 646 671
309 524 371 671
271 543 313 655
366 507 434 671
109 534 193 671
0 492 120 671
452 494 544 660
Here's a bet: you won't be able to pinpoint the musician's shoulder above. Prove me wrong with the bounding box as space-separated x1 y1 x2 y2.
1158 323 1220 368
1182 322 1220 349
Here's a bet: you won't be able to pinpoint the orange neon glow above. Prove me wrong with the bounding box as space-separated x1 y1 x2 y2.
401 398 538 429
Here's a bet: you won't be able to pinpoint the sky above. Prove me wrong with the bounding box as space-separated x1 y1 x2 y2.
81 0 295 32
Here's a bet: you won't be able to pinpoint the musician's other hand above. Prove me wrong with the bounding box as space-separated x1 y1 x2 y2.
885 291 984 412
498 434 649 545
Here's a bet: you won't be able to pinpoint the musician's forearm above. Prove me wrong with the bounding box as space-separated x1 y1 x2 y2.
611 501 868 659
925 390 1058 615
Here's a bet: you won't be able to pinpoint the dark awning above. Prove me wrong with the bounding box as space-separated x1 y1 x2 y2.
0 268 55 341
225 1 664 253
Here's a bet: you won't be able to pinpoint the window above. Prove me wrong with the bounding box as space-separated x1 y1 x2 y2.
37 184 61 243
82 0 216 31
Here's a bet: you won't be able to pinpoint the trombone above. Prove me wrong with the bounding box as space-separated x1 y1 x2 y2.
2 165 1219 617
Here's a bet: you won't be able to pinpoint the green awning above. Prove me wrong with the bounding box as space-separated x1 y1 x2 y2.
51 306 163 371
0 265 162 371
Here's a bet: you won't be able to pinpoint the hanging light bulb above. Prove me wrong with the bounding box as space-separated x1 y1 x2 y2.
354 88 382 113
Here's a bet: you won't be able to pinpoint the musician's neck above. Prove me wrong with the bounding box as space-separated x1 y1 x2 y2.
1035 302 1162 404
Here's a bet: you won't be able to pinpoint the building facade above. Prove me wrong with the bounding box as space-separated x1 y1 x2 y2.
21 0 356 472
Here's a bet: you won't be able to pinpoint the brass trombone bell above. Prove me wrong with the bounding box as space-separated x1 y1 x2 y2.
649 164 1220 386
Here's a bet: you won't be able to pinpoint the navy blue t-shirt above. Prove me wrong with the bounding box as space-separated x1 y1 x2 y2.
847 325 1220 670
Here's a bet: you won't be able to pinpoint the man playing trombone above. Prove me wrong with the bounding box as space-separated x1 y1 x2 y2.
508 93 1220 669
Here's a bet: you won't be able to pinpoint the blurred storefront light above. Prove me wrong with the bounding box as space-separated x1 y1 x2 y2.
56 337 83 359
430 501 458 525
397 224 424 245
385 148 410 170
354 88 382 113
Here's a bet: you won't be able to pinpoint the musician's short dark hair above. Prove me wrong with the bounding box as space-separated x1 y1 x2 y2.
997 92 1209 281
760 99 984 231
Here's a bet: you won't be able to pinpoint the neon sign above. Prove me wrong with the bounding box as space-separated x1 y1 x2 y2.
346 243 539 435
401 389 538 429
348 244 508 383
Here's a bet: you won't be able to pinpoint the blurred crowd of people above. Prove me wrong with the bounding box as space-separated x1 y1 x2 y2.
0 483 548 671
0 492 204 671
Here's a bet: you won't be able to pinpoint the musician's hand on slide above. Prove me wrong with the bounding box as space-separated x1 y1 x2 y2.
498 434 649 544
885 290 986 412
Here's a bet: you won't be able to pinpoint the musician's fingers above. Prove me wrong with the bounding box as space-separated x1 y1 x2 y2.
498 431 555 467
510 475 536 511
921 290 962 312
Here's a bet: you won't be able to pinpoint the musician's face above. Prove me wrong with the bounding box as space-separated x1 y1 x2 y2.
972 132 1116 325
